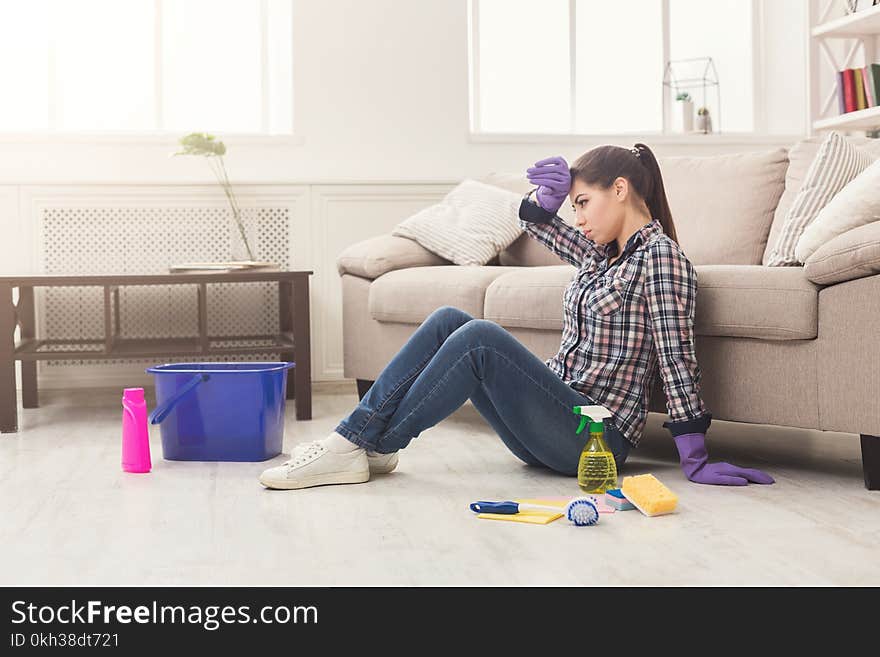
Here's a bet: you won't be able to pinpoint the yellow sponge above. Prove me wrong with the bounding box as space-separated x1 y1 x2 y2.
621 474 678 517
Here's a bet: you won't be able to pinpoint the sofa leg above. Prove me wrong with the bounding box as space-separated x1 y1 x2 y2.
861 434 880 491
356 379 374 401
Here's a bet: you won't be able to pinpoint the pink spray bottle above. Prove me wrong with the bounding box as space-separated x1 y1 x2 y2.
122 388 152 473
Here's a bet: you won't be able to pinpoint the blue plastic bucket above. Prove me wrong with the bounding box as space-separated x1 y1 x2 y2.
146 362 295 462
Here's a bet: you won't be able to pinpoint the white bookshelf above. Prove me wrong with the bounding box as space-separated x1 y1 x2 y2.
812 3 880 37
808 0 880 135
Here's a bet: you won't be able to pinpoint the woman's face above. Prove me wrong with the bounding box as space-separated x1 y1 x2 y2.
568 177 627 245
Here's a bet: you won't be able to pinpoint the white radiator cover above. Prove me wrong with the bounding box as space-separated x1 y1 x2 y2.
38 203 292 374
10 182 449 388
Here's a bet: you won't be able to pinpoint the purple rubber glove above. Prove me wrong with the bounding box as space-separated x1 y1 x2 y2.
526 156 571 214
674 433 775 486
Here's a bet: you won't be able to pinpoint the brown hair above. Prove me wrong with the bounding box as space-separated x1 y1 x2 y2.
569 143 678 244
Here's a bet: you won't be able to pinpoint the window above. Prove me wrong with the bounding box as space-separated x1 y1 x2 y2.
469 0 755 135
0 0 293 135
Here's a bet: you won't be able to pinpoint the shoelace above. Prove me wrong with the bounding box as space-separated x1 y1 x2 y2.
288 439 386 463
284 441 324 470
291 441 314 456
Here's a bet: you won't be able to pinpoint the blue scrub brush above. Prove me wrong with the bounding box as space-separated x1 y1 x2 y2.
469 497 600 526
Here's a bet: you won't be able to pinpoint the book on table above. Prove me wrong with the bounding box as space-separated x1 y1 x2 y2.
168 261 279 273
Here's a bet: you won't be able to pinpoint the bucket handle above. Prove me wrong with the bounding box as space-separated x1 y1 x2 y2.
149 374 210 425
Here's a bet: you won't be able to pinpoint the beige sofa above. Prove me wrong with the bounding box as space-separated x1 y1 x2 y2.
336 136 880 489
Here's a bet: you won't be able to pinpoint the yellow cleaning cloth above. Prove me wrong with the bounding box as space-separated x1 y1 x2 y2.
476 498 567 525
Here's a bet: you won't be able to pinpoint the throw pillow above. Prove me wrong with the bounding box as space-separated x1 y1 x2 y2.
765 130 874 266
762 135 880 265
795 157 880 263
391 179 523 266
803 221 880 286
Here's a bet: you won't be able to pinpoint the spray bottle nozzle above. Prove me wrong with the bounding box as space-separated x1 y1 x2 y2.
572 405 612 435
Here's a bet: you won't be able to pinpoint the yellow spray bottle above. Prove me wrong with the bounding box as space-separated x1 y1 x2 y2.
573 405 618 494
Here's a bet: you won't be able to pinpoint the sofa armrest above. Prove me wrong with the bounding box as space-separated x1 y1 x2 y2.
803 221 880 286
336 234 451 280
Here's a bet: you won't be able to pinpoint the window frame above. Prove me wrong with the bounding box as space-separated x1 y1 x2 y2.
0 0 297 143
468 0 774 143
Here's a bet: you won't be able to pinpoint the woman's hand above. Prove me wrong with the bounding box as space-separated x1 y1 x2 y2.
674 433 775 485
526 156 571 214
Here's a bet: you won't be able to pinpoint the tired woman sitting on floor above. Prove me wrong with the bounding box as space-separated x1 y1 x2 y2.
259 143 775 490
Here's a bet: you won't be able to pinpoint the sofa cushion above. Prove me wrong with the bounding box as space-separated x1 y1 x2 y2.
482 264 819 340
694 265 820 339
484 265 577 329
483 149 789 267
658 148 789 266
336 234 450 279
497 232 570 267
803 221 880 285
368 265 521 323
763 135 880 265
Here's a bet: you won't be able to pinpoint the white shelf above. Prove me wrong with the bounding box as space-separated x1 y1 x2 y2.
813 4 880 37
813 104 880 131
808 1 880 136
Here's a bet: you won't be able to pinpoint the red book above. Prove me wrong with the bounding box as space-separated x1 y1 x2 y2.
843 69 856 112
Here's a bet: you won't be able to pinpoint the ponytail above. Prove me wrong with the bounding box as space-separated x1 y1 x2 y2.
632 143 677 244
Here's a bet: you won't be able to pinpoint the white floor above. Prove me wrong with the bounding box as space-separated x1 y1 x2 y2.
1 383 878 586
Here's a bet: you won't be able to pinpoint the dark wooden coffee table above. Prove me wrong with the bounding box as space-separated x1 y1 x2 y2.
0 270 313 433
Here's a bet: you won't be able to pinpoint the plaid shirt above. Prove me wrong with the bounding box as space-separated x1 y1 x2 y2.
519 197 712 447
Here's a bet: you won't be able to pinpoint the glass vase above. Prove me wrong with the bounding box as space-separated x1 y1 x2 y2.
229 209 257 263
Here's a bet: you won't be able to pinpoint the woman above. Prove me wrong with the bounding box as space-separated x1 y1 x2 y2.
259 143 774 490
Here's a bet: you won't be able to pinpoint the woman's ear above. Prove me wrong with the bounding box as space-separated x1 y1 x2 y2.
614 176 629 202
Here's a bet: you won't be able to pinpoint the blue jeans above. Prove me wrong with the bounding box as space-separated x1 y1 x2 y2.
335 306 631 476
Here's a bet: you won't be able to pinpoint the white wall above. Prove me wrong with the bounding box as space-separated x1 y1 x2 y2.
763 0 808 135
0 0 810 389
0 0 807 186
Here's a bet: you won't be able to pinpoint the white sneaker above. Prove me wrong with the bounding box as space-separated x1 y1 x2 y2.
259 440 369 490
366 450 399 474
285 437 398 474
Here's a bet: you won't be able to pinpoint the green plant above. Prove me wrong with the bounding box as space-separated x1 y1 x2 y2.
676 92 692 102
697 106 709 115
173 132 255 261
